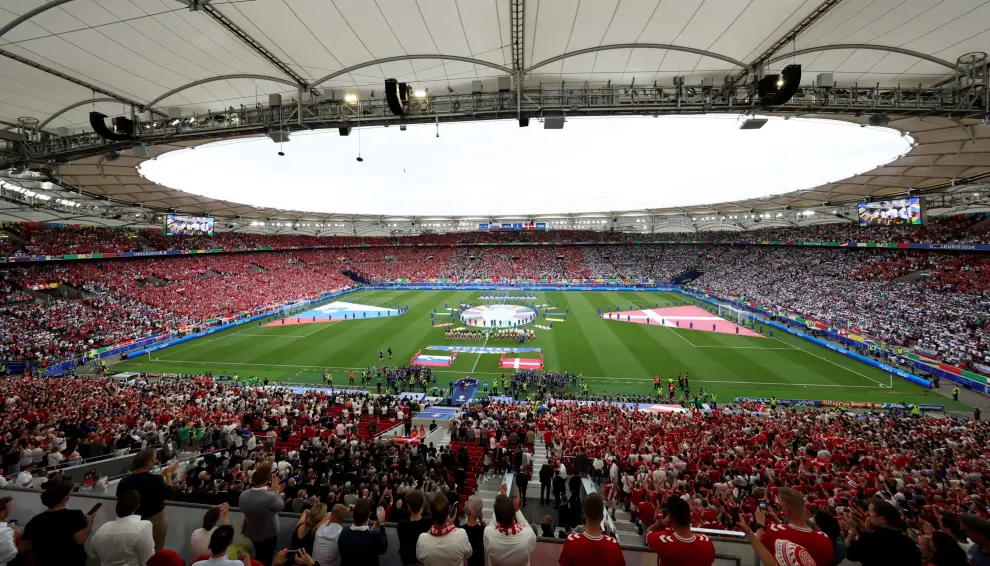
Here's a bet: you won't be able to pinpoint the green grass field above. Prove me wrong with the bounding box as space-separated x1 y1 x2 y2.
113 289 963 409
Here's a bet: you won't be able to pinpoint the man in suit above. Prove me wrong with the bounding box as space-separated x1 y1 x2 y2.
338 499 388 566
237 464 283 566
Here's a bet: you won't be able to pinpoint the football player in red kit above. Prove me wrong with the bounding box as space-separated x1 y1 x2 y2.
646 495 715 566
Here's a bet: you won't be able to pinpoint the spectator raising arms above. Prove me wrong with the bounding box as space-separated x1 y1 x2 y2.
337 500 387 566
646 495 715 566
416 495 472 566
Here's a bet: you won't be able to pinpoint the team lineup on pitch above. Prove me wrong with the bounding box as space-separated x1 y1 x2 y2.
114 288 957 408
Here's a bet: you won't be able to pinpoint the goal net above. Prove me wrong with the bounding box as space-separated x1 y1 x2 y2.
717 303 752 326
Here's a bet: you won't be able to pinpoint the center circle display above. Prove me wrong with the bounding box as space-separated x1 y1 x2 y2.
460 304 536 328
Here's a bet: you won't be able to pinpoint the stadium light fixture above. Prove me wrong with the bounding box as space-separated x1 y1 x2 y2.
414 90 427 98
344 93 358 104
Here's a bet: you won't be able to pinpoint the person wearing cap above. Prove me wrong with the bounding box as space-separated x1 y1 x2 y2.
21 481 94 566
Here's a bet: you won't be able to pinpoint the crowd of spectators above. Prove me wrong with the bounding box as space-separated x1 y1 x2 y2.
1 215 987 258
4 375 990 566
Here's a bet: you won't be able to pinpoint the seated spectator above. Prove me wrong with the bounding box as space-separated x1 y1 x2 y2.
21 481 93 566
91 488 155 566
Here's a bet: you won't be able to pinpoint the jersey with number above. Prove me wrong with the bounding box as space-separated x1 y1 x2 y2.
647 529 715 566
558 532 625 566
760 523 834 566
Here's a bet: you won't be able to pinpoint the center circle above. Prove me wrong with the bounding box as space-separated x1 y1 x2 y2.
460 305 536 328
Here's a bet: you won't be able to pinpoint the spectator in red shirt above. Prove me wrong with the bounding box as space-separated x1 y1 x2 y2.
646 496 715 566
558 493 624 566
757 487 834 566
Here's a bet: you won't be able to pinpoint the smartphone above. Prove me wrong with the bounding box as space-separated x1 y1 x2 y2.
758 500 767 510
87 502 103 516
377 506 385 516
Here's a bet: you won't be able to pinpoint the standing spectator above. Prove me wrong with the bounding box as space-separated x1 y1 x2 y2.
461 496 485 566
190 505 229 559
844 499 921 566
558 493 624 566
539 463 553 505
91 489 155 566
960 515 990 566
416 496 472 566
117 449 177 551
0 496 18 566
396 490 431 565
238 464 284 566
191 525 250 566
291 504 327 555
645 496 715 566
516 470 529 508
737 520 815 566
337 500 387 566
312 505 348 566
484 489 536 566
757 487 833 566
21 481 93 566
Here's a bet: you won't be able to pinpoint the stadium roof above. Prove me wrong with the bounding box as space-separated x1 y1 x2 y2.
1 0 989 234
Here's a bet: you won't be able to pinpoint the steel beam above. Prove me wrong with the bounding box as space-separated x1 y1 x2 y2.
746 0 845 73
201 4 319 97
510 0 525 72
0 48 168 118
311 55 513 87
144 74 299 110
765 44 961 73
525 44 751 74
0 0 76 40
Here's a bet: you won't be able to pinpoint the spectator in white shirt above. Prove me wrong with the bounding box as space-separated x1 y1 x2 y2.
15 463 34 489
190 504 229 559
91 489 155 566
416 497 472 566
46 445 64 468
484 489 536 566
312 504 348 566
0 496 18 566
191 525 251 566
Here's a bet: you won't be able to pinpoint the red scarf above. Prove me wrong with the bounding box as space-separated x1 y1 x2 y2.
495 522 523 535
429 524 457 537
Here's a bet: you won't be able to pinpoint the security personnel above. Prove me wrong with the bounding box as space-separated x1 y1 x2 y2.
769 397 777 412
710 392 717 410
582 383 589 398
654 375 660 390
839 402 848 415
953 386 960 401
911 404 921 418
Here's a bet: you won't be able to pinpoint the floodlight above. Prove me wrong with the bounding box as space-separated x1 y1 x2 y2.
344 93 358 104
413 90 427 98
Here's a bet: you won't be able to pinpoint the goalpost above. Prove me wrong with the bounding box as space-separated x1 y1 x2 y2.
716 303 752 327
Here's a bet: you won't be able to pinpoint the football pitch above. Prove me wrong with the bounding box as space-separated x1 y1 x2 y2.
114 289 963 409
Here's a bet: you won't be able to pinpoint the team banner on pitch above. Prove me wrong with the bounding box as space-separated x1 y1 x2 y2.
427 345 542 354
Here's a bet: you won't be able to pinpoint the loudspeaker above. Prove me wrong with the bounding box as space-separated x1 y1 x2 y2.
518 117 529 128
760 65 801 106
385 79 409 117
112 116 135 137
544 116 565 129
338 127 351 136
89 112 132 142
132 144 150 158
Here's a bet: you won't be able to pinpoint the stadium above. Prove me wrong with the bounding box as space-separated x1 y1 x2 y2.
1 1 989 565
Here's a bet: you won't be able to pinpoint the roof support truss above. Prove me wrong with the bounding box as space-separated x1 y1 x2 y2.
746 0 845 74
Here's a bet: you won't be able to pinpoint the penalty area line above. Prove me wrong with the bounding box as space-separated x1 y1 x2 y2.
771 336 890 389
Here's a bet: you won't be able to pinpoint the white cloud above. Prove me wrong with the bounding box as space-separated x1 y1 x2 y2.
139 115 910 216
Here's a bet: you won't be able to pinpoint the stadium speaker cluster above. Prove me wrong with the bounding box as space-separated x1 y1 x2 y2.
757 64 801 107
89 112 135 142
385 79 410 117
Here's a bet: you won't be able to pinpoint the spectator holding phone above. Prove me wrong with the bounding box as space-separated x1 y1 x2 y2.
21 481 94 566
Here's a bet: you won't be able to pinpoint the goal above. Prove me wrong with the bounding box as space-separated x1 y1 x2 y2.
717 303 752 326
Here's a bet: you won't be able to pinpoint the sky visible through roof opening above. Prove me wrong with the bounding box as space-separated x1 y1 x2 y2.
139 115 911 216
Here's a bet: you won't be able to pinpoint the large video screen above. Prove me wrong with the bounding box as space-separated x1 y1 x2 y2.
165 214 215 236
858 198 923 226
